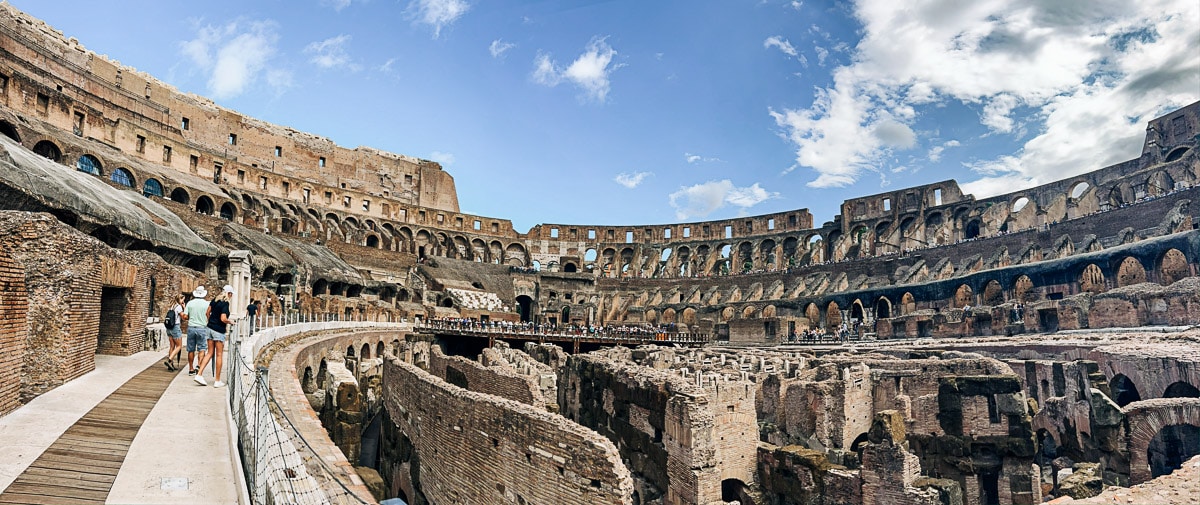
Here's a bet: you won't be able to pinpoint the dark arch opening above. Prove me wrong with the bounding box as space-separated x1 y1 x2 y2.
365 235 379 248
196 196 215 215
33 140 61 162
965 219 981 239
1148 424 1200 478
316 359 328 389
721 479 754 505
1164 146 1190 163
219 202 236 221
0 120 20 142
876 297 891 319
516 295 533 323
301 366 316 394
1163 381 1200 399
1111 374 1142 407
563 263 577 273
171 187 190 204
361 343 371 360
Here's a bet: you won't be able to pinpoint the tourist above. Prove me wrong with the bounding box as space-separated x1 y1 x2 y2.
182 286 210 377
246 298 259 335
164 293 186 371
195 285 232 388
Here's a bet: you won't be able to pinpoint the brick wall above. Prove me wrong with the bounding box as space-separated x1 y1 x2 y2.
0 245 26 415
426 345 542 406
380 356 632 504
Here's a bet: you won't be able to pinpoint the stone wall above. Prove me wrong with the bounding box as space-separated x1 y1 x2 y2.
426 345 543 407
560 350 759 505
380 356 632 505
0 244 26 416
0 212 200 401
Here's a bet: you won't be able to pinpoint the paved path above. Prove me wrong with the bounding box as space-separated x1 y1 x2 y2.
0 351 244 504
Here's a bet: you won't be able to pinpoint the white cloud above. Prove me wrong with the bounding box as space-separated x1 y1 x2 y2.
764 36 799 58
980 93 1019 133
773 0 1200 192
489 39 516 58
408 0 470 38
179 20 283 100
668 180 778 220
305 34 355 70
429 151 456 165
685 152 722 164
927 140 960 162
814 46 829 66
614 171 652 188
530 37 623 102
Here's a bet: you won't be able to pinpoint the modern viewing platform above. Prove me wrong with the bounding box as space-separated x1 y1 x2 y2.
0 350 245 505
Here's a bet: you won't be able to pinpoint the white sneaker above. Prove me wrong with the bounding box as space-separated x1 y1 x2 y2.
213 381 226 388
194 375 208 386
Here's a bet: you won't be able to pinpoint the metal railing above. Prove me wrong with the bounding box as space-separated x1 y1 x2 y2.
226 318 396 505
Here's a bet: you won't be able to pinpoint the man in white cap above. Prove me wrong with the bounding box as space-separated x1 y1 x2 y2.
195 284 233 388
181 285 210 377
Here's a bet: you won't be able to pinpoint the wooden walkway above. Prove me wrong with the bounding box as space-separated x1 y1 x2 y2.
0 362 176 505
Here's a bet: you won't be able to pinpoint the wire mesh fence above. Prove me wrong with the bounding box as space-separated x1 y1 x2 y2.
226 319 382 505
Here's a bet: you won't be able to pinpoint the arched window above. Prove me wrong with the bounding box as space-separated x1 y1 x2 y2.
171 187 190 204
76 154 102 176
33 141 61 162
142 178 164 198
219 202 236 221
196 195 215 215
110 168 134 188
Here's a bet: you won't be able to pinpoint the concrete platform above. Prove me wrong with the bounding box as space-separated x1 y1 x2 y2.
0 350 245 504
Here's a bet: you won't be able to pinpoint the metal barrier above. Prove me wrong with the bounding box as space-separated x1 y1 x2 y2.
226 318 405 505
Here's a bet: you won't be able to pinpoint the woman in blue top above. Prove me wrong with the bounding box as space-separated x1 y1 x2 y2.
194 285 232 388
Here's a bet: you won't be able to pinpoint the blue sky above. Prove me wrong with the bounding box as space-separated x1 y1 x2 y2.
11 0 1199 232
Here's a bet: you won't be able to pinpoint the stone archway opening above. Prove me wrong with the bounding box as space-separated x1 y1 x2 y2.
1147 424 1200 478
1164 381 1200 399
721 479 755 505
1111 374 1142 407
516 295 533 323
97 286 130 355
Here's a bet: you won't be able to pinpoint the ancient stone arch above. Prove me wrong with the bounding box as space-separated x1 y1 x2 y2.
1014 275 1035 303
900 292 916 315
1080 264 1106 294
1125 399 1200 484
1117 257 1147 287
1159 248 1191 285
953 284 973 308
981 280 1004 306
875 296 892 319
826 301 842 328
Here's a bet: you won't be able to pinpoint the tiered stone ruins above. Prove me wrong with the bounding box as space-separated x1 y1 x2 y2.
0 4 1196 504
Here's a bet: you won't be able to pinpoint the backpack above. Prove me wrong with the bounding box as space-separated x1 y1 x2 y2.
164 307 177 329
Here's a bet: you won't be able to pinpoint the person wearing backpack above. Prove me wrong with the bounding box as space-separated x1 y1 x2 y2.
163 293 186 371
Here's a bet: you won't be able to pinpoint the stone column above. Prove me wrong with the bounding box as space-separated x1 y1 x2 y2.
228 250 253 319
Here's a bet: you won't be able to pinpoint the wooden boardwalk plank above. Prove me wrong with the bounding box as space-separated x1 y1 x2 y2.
0 363 177 504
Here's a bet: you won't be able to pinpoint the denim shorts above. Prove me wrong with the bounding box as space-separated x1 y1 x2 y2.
209 329 227 343
167 325 182 339
187 327 209 352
